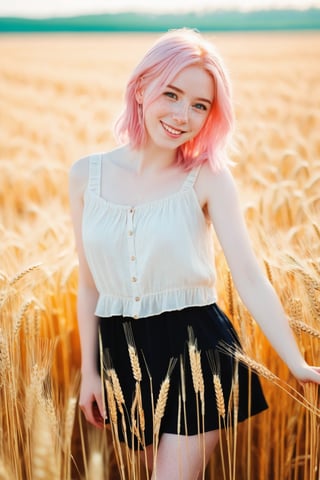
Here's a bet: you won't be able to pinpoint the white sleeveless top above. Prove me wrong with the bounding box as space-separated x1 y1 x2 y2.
82 153 217 319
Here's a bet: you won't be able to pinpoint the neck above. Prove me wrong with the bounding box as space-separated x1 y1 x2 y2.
130 143 177 174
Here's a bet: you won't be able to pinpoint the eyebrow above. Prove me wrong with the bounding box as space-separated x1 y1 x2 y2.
166 84 213 105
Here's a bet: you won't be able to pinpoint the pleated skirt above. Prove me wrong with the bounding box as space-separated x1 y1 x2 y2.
98 303 268 450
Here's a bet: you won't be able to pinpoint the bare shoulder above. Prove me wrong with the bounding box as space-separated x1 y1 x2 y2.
69 150 109 192
69 155 88 194
69 146 127 195
69 153 93 187
197 161 238 205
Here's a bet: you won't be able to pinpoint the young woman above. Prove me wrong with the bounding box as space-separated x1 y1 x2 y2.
69 28 320 479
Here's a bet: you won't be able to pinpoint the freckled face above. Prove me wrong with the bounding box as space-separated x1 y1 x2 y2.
141 65 214 150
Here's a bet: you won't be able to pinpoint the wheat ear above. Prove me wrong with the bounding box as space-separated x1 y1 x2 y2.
108 368 125 414
289 320 320 339
153 357 177 471
0 328 10 388
154 376 170 434
264 259 274 284
226 269 234 319
187 327 204 395
123 322 142 382
213 374 226 419
13 299 33 336
9 263 41 286
219 344 320 416
105 378 117 425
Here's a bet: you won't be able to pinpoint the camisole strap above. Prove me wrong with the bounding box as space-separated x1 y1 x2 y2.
182 164 202 190
87 154 102 195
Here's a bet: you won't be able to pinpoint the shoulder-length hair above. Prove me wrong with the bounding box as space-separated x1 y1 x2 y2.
114 28 234 172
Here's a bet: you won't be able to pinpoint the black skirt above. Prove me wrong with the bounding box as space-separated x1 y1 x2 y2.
98 303 268 450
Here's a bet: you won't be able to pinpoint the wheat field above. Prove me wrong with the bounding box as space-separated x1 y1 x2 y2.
0 31 319 480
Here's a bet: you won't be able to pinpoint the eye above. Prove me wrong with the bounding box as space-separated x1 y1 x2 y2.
193 103 207 111
164 91 178 100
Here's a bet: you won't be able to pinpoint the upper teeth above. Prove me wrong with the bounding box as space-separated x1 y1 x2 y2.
162 123 182 135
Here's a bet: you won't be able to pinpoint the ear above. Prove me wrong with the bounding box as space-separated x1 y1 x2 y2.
135 88 144 104
135 77 145 104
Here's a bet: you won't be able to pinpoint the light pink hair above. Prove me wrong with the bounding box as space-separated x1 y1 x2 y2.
114 28 234 172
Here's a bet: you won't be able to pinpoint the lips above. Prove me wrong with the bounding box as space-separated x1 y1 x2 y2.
161 121 185 136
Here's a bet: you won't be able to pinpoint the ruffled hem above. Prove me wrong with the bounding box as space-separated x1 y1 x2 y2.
94 286 217 319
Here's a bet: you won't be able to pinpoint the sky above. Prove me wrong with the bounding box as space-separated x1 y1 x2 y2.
0 0 319 17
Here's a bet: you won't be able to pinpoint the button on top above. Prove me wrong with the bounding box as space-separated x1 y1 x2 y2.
128 230 134 236
129 208 134 213
131 276 137 282
131 255 136 261
135 296 140 302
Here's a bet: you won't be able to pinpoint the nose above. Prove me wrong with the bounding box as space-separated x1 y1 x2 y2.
172 101 189 124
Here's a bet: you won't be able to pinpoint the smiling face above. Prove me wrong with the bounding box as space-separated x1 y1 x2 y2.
139 65 215 153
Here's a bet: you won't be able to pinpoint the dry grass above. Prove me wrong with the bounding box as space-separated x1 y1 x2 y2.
0 31 319 479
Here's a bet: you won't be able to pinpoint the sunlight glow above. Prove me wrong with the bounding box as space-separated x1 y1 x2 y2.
1 0 320 18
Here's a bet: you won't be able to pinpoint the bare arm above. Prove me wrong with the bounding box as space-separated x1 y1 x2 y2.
69 157 105 427
200 164 320 384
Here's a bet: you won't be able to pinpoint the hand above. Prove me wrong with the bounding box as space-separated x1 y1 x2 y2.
291 363 320 385
79 372 106 429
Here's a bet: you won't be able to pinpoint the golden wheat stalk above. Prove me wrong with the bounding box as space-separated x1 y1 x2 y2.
105 378 117 425
188 343 199 392
152 375 170 474
9 263 42 286
187 328 203 445
187 327 204 397
232 349 320 417
13 299 33 337
234 351 278 382
289 320 320 339
104 361 131 465
154 376 170 434
108 368 125 414
31 403 60 480
264 259 274 284
209 350 227 480
130 385 141 460
226 269 234 319
232 361 239 480
128 345 142 383
137 389 145 434
105 379 127 480
213 374 226 419
179 355 188 437
0 328 10 388
123 322 142 382
312 222 320 240
152 358 177 471
288 297 302 321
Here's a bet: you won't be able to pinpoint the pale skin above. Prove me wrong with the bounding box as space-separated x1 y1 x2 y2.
69 65 320 480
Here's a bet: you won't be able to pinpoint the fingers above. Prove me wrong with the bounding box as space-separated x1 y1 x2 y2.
91 400 105 429
298 366 320 385
305 367 320 383
95 391 107 422
79 393 106 429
